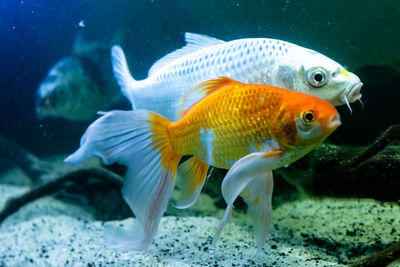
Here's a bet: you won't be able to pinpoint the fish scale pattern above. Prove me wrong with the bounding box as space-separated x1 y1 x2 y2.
169 81 295 169
138 39 295 120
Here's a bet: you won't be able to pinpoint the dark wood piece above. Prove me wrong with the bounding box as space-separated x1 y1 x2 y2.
0 168 123 223
351 241 400 267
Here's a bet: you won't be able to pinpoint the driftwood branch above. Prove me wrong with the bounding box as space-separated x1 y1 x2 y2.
344 124 400 169
0 168 123 223
351 240 400 267
0 134 127 223
0 134 52 182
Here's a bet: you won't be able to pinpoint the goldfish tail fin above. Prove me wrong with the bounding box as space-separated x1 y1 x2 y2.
111 46 139 109
65 110 180 251
213 152 276 249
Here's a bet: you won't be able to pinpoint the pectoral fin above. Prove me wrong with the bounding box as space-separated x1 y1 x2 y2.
213 152 278 248
174 157 209 209
261 150 283 158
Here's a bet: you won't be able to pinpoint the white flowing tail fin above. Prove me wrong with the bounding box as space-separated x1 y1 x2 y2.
111 46 139 109
65 110 180 251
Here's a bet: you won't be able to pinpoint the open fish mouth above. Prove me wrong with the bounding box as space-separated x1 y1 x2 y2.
346 82 363 103
341 82 363 113
327 113 342 130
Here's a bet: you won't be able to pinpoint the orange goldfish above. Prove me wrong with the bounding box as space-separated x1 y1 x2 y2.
65 77 341 251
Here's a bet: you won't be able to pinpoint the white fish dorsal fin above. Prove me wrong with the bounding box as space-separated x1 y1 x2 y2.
148 32 225 76
184 32 225 47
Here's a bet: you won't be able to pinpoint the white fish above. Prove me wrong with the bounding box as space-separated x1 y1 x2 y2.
112 32 363 121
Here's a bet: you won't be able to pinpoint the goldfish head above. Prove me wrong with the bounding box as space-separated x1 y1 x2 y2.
272 46 363 110
279 92 341 148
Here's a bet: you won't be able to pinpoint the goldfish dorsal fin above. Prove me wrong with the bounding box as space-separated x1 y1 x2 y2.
148 33 225 76
176 76 238 118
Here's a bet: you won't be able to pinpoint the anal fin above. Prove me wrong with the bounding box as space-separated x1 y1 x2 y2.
241 170 273 249
213 152 278 249
174 157 209 209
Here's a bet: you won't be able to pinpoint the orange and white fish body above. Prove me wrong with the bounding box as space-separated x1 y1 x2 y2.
66 77 341 251
170 77 339 169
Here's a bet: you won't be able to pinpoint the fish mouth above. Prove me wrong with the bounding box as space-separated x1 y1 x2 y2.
341 82 363 113
327 113 341 130
346 82 363 103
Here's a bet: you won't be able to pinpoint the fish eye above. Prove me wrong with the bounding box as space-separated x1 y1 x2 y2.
307 67 328 88
302 111 315 123
44 97 52 106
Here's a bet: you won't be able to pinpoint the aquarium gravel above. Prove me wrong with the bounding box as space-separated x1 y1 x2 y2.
1 181 399 266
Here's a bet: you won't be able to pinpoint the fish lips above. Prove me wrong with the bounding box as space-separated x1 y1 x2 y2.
334 81 363 112
327 113 342 130
345 82 363 103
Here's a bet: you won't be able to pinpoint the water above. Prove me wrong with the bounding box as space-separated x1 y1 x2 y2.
1 1 399 266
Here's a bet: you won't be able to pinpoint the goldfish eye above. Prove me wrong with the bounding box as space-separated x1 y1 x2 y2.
307 67 328 88
302 111 315 123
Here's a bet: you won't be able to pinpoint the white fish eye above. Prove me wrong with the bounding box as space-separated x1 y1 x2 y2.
307 67 328 88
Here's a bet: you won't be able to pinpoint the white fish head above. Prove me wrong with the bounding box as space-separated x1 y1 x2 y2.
272 48 363 108
36 57 91 120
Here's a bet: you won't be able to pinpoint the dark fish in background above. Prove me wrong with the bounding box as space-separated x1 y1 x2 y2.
36 33 125 121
